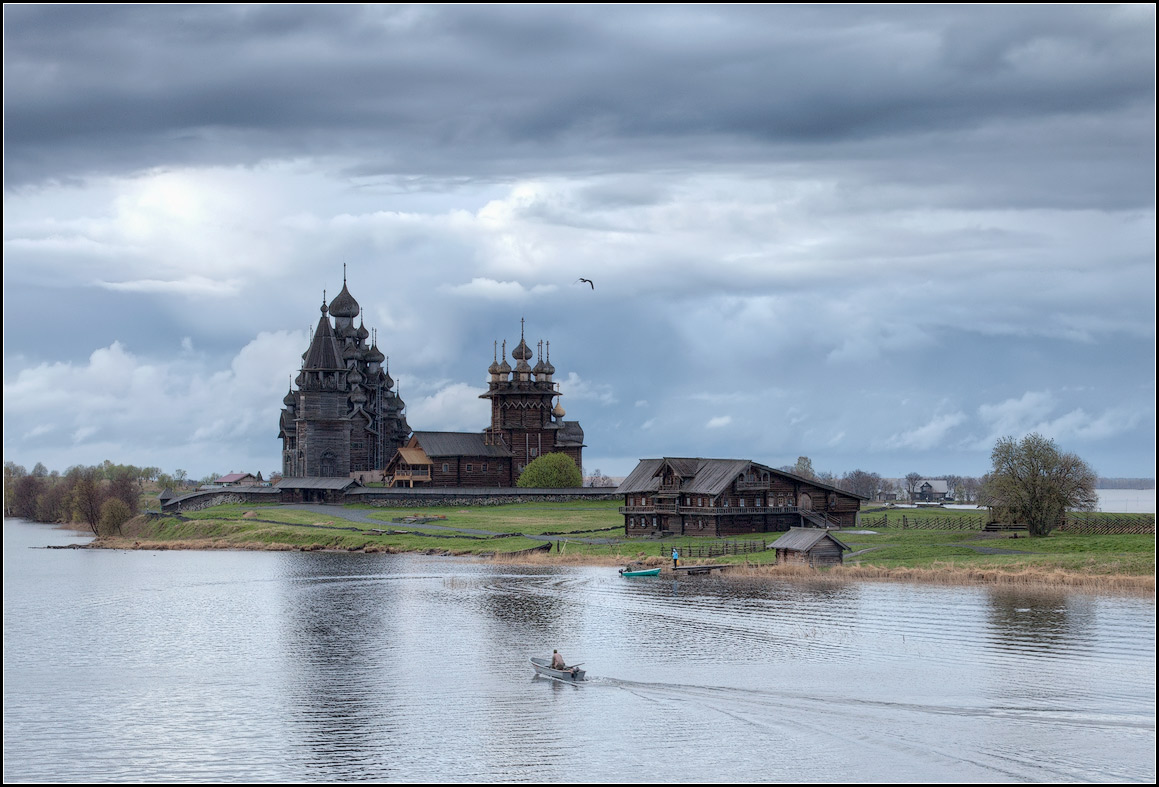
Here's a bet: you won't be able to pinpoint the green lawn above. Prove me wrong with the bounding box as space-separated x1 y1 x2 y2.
115 501 1154 576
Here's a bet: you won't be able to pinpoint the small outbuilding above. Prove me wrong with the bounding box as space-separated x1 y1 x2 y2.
275 476 358 503
769 528 851 567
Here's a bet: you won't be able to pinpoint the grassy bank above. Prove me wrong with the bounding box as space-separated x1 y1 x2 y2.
91 501 1155 593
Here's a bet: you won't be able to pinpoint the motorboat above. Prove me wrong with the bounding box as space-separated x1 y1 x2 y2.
530 656 586 682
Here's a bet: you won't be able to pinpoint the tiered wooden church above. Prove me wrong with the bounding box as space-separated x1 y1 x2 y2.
279 279 583 487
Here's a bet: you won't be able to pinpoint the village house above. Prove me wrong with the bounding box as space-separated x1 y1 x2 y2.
913 478 952 502
617 458 866 537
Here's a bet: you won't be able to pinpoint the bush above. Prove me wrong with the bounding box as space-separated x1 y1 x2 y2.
516 453 583 488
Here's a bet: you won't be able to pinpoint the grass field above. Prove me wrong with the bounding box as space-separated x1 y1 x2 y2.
100 500 1154 590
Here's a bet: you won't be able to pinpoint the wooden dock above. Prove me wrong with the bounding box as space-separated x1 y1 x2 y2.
673 564 733 575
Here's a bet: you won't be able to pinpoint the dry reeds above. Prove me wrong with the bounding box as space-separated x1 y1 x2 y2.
721 560 1153 594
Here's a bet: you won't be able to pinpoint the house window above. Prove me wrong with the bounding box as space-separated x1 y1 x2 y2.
530 448 538 457
466 464 473 472
442 463 449 473
483 463 488 472
723 498 729 507
755 498 762 507
698 497 703 507
739 498 745 507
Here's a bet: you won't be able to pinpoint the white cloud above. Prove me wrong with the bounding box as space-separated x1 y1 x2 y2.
404 382 490 432
883 412 967 451
444 277 559 300
706 415 732 428
560 372 617 405
2 330 307 475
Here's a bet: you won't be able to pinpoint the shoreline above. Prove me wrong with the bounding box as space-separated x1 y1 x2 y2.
82 533 1155 596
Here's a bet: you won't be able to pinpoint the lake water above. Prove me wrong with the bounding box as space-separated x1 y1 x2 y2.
1095 488 1156 514
4 518 1154 783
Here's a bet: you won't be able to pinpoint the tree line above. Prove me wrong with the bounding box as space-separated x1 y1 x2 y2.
777 456 987 502
2 460 226 536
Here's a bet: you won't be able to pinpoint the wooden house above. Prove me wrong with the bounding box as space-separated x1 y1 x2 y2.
769 528 851 567
617 458 866 537
384 432 512 487
913 478 951 502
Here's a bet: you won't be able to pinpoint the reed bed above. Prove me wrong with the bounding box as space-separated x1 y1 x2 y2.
718 560 1154 594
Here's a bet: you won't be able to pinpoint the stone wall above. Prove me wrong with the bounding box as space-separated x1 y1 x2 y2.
348 489 621 508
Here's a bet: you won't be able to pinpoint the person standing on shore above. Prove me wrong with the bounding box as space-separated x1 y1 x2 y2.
672 547 679 569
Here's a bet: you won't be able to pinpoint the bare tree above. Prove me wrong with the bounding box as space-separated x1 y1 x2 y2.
70 467 104 536
981 433 1097 537
842 469 882 500
905 472 923 500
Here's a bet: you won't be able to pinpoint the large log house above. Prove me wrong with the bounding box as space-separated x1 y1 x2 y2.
618 458 866 537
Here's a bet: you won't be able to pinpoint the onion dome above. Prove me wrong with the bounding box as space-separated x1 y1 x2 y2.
365 343 385 365
497 340 511 375
356 318 370 342
533 341 547 376
351 386 367 405
348 368 364 386
511 337 533 363
488 341 501 376
283 389 296 407
328 282 360 319
342 341 359 360
543 341 555 376
553 401 566 418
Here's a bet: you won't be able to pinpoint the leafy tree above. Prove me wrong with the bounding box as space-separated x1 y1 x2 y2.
516 453 583 488
99 498 132 536
981 433 1098 537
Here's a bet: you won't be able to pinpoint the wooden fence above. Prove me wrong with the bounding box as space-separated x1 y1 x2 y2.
860 514 987 530
861 512 1154 534
678 541 766 559
1056 513 1154 535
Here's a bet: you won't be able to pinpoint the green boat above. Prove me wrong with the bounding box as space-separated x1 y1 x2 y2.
619 566 662 577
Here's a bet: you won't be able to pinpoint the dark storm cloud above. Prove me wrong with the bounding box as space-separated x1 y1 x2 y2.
6 4 1153 207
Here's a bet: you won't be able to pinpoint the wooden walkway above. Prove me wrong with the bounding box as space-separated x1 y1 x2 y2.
673 564 733 575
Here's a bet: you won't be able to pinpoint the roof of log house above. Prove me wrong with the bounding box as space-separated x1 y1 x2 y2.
768 528 851 552
616 457 870 500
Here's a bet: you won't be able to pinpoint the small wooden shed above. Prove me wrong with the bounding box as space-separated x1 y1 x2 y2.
769 528 851 567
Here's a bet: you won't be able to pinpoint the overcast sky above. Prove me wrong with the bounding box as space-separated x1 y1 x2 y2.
4 4 1155 481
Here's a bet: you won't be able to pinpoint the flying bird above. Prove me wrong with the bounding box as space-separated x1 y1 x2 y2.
576 278 594 289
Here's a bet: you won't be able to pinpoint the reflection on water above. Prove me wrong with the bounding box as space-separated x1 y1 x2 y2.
4 519 1155 783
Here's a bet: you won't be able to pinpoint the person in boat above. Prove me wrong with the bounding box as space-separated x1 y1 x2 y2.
550 649 578 674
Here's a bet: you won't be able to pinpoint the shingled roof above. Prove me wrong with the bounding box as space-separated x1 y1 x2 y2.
411 431 512 458
768 528 851 552
302 311 343 371
616 457 755 496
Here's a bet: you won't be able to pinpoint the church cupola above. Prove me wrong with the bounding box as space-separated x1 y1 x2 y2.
542 340 556 382
512 319 533 382
329 281 360 321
